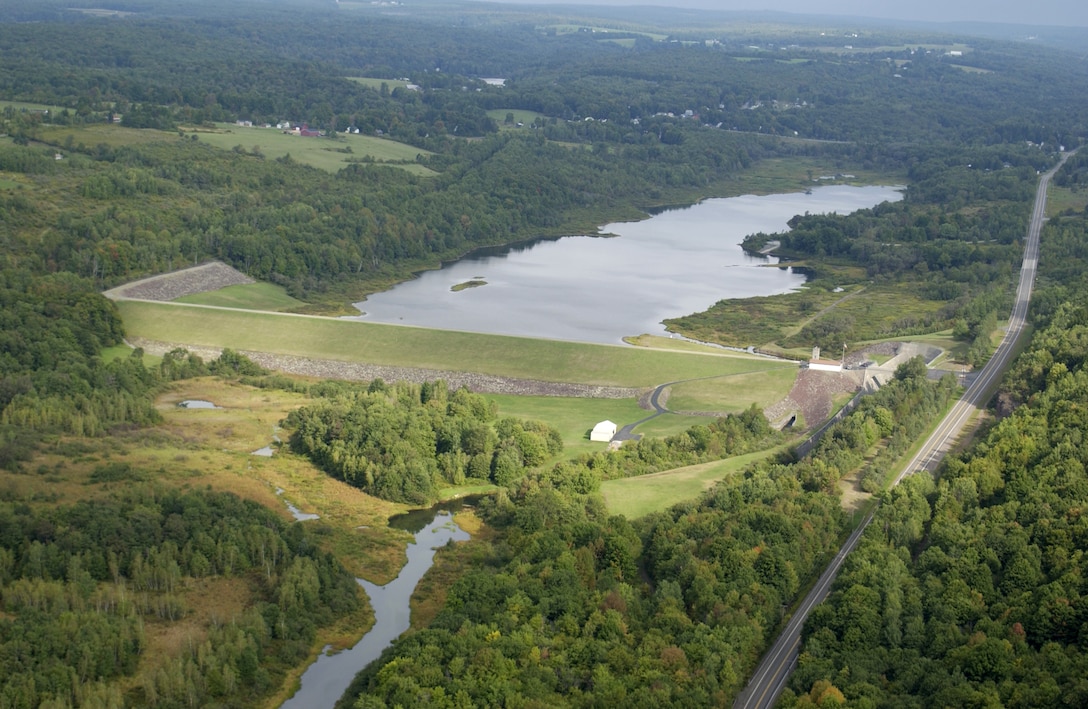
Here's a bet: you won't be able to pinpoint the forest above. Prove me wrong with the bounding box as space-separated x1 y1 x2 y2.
781 217 1088 707
2 0 1088 706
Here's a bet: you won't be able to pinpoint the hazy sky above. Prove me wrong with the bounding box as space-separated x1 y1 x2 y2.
488 1 1088 28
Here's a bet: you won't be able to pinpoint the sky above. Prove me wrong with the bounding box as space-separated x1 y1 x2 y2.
487 0 1088 28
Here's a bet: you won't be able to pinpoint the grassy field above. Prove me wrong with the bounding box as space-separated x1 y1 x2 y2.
175 282 305 311
668 279 943 355
100 343 162 368
486 393 711 458
186 123 436 175
38 123 176 149
1 100 67 113
117 300 794 388
1048 185 1088 217
346 77 413 91
623 334 737 354
601 446 786 518
487 109 551 129
34 121 436 175
0 177 22 190
665 366 798 414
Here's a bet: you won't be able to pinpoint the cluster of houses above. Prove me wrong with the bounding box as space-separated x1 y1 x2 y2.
232 120 366 137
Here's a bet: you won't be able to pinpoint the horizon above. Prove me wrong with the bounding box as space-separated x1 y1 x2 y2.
474 0 1088 29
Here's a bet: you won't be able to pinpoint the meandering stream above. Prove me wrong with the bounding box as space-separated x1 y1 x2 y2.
279 511 470 709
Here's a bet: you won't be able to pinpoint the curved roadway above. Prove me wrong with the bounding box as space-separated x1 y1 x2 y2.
733 151 1073 709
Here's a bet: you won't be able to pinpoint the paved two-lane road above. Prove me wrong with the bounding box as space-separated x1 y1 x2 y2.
733 151 1074 709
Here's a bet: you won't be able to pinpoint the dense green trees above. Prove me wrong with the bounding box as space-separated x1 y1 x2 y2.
343 455 847 707
286 380 562 504
0 487 360 708
782 242 1088 707
2 2 1088 705
339 361 967 705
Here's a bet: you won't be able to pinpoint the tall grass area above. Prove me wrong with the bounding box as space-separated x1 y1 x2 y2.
117 301 794 388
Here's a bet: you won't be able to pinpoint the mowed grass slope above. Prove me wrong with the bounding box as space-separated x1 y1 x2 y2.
175 282 305 311
601 446 789 519
117 300 793 388
665 366 798 414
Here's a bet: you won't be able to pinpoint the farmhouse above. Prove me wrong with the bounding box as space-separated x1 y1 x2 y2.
590 420 617 442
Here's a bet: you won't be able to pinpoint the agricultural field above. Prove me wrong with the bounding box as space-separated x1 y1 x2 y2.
185 123 436 175
0 100 67 114
116 300 794 389
37 123 177 149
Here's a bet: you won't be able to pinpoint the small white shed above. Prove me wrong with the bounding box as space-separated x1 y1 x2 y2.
590 420 617 442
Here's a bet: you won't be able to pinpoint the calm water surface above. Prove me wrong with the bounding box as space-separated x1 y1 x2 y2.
280 512 469 709
350 185 903 344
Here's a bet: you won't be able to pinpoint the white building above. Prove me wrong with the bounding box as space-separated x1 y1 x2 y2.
807 346 843 373
590 420 618 442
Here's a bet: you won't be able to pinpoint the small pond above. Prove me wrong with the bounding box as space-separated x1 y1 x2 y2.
177 400 218 409
348 185 903 344
387 494 487 533
279 511 469 709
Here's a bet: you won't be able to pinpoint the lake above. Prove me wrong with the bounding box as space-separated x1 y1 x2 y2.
349 185 903 344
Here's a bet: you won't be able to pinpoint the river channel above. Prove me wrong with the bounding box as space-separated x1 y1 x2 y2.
349 185 903 344
279 511 470 709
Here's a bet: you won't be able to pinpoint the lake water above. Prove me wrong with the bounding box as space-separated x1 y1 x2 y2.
349 185 903 344
279 511 469 709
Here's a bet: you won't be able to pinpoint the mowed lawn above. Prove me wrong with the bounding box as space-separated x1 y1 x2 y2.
487 394 712 458
117 300 796 389
601 446 788 519
665 366 798 414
